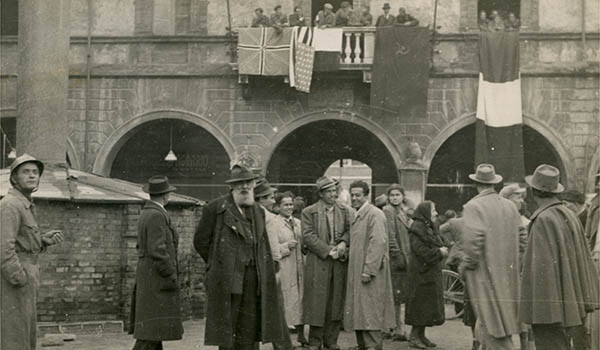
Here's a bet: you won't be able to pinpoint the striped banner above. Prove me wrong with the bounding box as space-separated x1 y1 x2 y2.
289 26 314 90
238 28 292 76
475 31 524 182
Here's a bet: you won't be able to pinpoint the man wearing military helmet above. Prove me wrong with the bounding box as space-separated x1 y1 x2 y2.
1 154 64 350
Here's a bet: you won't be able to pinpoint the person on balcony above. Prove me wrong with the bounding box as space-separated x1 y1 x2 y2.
505 12 521 31
315 3 335 28
478 10 490 31
395 8 419 27
270 5 289 32
376 3 395 27
358 5 373 26
289 6 307 26
335 1 352 27
489 10 505 31
251 8 270 27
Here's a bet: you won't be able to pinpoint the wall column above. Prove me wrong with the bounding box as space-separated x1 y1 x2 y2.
17 0 71 164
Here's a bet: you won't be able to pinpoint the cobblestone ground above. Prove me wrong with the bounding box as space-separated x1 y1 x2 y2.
58 318 475 350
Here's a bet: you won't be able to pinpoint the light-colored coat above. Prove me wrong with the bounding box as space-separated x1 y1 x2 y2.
344 202 396 331
1 189 44 350
461 188 522 338
268 215 304 326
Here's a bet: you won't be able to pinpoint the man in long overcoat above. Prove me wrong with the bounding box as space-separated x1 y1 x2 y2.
344 181 395 350
1 154 63 350
194 164 287 350
130 176 183 350
520 165 600 350
459 164 522 350
302 176 353 350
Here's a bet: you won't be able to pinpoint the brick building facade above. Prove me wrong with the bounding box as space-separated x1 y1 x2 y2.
0 0 599 325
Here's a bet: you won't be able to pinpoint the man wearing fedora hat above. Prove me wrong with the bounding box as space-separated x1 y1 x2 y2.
520 165 599 350
376 3 395 27
302 176 354 350
1 154 64 350
130 175 183 350
460 164 523 350
194 164 287 350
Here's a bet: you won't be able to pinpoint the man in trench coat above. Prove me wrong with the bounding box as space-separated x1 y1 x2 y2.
520 165 600 350
130 175 183 350
302 176 353 350
459 164 523 350
344 181 396 350
194 164 287 350
1 154 64 350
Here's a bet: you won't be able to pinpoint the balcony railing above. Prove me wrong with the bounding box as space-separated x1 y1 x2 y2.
340 26 376 69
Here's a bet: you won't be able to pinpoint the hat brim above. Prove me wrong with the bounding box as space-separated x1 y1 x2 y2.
225 174 259 184
255 187 276 198
468 173 503 184
524 175 565 193
318 182 337 191
142 184 177 195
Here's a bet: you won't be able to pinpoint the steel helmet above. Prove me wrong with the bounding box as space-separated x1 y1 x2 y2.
9 154 44 186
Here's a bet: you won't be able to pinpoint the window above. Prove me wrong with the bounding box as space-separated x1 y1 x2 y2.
477 0 520 22
1 0 18 36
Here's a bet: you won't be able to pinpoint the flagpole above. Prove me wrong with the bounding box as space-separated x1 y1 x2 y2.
431 0 439 69
225 0 235 63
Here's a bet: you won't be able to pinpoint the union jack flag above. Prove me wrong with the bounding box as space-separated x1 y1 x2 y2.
238 28 292 76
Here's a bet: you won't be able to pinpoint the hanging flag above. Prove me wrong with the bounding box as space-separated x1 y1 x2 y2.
312 27 342 71
475 31 524 182
289 26 315 92
238 27 292 76
370 27 431 117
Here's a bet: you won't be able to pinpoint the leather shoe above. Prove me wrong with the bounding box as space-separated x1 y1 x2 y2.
408 337 427 349
392 333 408 342
420 336 436 347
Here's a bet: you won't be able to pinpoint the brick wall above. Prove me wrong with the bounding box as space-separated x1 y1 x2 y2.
34 200 205 325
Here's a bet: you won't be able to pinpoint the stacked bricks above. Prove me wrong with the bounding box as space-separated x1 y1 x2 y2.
34 200 205 326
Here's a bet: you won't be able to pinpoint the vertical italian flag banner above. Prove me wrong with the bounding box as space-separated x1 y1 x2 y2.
475 31 524 182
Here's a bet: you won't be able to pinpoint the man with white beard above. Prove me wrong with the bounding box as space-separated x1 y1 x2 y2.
194 164 288 350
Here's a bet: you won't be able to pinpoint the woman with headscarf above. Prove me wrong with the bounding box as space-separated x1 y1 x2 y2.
405 201 447 349
382 185 413 341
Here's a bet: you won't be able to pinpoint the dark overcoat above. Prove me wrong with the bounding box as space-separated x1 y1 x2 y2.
405 219 445 327
131 201 183 341
520 199 600 327
382 204 411 303
194 194 287 347
301 200 353 326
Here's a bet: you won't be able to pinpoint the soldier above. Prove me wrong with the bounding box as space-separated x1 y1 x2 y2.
1 154 64 350
289 6 307 27
251 8 270 27
315 3 335 28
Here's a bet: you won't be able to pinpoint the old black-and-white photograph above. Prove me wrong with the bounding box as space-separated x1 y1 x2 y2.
1 0 599 349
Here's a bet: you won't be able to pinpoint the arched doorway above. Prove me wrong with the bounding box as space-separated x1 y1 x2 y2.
266 120 397 204
110 119 231 200
426 123 566 213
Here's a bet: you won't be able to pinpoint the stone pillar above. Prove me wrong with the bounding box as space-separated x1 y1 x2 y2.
17 0 71 164
399 167 427 205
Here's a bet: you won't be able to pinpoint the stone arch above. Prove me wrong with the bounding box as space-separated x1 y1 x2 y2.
92 109 236 176
262 109 405 172
586 146 600 194
422 112 574 187
66 137 81 170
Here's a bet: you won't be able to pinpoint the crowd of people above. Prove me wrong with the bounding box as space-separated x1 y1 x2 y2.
2 153 599 350
250 2 420 29
478 9 521 32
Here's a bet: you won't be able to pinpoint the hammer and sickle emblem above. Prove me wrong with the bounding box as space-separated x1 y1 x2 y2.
396 45 409 56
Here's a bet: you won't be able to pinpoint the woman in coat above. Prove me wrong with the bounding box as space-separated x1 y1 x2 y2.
405 201 448 349
269 192 307 346
382 184 413 341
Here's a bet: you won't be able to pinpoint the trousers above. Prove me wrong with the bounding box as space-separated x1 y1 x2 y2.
132 340 162 350
475 320 515 350
308 264 342 349
531 324 570 350
355 330 383 350
219 264 260 350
